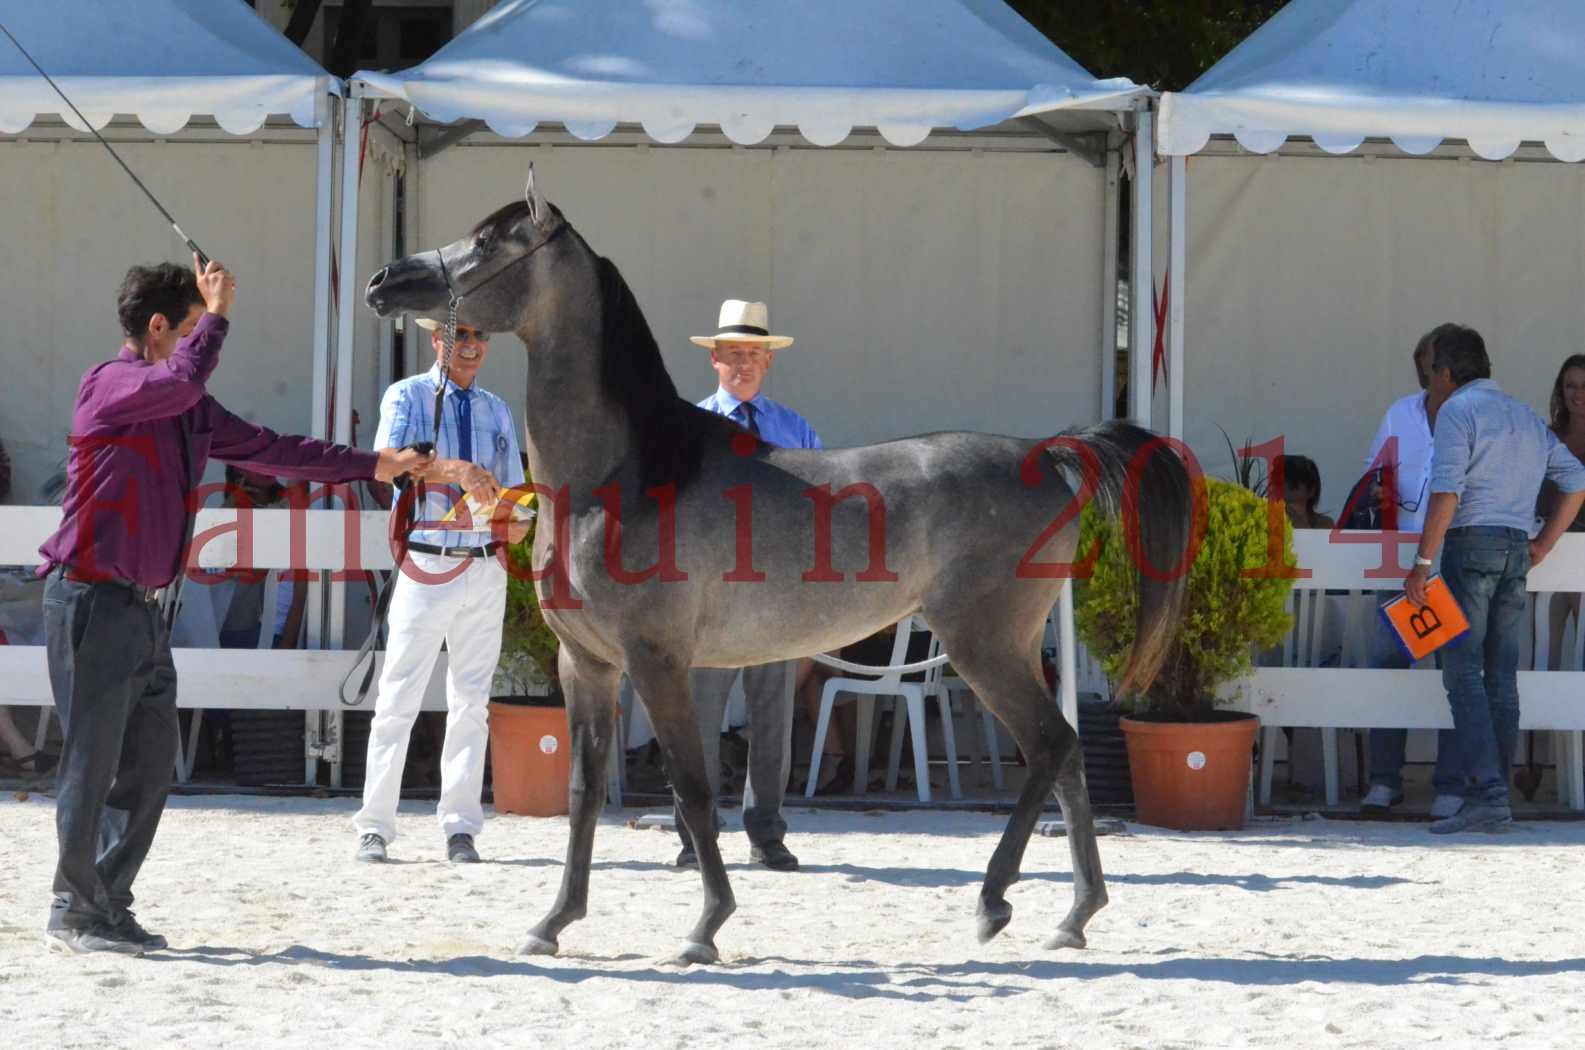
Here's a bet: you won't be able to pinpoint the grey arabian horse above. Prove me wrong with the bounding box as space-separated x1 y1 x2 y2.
366 171 1193 965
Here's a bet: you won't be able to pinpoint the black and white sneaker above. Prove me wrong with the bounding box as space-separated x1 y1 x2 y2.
356 833 388 863
44 925 145 957
446 834 480 863
110 912 168 951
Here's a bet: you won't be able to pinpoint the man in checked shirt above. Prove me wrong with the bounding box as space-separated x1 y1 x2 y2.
352 316 526 866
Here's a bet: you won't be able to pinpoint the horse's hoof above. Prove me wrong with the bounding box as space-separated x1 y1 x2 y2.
1043 928 1087 951
976 900 1013 944
519 933 559 957
668 941 719 966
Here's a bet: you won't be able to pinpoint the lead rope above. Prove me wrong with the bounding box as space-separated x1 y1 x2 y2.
340 266 463 706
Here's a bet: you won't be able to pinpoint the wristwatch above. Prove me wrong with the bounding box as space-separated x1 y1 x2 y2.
1413 555 1434 568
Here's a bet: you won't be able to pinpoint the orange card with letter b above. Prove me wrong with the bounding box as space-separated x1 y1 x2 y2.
1381 575 1471 661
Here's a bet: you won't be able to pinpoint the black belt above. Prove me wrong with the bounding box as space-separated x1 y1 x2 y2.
407 540 503 559
59 565 166 604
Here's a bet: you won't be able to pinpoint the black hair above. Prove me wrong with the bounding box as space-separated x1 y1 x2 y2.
1429 325 1490 387
1412 322 1464 391
1275 455 1322 516
1548 353 1585 434
117 262 202 347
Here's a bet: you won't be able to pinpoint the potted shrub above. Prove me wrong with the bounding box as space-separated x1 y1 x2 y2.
1076 476 1296 829
487 520 572 817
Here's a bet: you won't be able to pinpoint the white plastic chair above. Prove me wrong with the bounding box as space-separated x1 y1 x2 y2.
805 616 961 801
943 676 1003 791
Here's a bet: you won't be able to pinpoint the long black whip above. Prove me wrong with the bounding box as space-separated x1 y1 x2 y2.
0 19 210 266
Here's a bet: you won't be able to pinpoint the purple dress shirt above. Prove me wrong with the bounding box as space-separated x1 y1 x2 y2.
39 312 380 587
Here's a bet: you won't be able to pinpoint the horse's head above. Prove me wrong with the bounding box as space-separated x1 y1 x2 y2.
365 166 566 334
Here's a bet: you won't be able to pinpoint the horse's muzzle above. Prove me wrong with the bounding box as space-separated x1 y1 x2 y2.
364 256 446 318
365 265 395 314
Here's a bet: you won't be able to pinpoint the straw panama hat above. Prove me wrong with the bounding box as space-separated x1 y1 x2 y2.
690 299 794 350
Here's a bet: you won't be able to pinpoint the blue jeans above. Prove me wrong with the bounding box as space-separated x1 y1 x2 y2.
1439 527 1529 806
1367 596 1462 793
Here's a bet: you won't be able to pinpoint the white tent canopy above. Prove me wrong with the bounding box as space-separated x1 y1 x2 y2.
0 0 334 133
341 0 1153 734
353 0 1145 146
1158 0 1585 162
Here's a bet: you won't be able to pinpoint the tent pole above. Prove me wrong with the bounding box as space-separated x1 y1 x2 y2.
304 88 337 786
310 88 334 442
334 90 360 450
326 89 363 788
1128 106 1154 427
1099 146 1120 420
1167 154 1186 441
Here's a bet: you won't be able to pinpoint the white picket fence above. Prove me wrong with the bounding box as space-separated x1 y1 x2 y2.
4 510 1583 808
1227 530 1585 810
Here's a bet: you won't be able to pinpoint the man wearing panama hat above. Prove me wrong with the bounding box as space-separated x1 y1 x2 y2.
671 299 820 872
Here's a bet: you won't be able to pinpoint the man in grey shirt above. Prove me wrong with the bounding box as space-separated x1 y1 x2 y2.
1406 325 1585 832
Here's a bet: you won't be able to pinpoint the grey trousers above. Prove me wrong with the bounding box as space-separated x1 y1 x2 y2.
43 571 179 930
674 660 796 850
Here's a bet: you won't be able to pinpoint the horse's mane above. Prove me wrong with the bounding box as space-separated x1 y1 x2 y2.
479 199 724 490
593 254 720 492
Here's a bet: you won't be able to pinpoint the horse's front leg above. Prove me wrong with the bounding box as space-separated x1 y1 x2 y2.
521 648 619 956
628 648 736 965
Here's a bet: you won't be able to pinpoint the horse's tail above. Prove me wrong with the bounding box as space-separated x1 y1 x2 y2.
1044 420 1193 700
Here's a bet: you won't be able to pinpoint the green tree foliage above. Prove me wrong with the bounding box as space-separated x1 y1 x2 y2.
1009 1 1287 90
1076 477 1296 719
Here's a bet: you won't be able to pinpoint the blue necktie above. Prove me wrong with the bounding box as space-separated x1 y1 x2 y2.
736 401 760 436
454 387 474 464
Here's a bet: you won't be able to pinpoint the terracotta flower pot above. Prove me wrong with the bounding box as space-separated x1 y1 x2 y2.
488 700 571 817
1120 713 1260 830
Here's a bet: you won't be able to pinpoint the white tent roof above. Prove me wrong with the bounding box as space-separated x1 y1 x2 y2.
354 0 1144 147
1159 0 1585 162
0 0 334 134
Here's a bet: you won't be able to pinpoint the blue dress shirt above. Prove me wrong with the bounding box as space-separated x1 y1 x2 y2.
1430 378 1585 531
375 365 526 546
697 387 822 450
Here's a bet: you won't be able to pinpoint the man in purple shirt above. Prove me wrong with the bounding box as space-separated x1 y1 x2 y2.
37 257 481 957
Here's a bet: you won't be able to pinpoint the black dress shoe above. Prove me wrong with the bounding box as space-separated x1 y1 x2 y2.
110 912 168 951
674 845 699 869
749 841 800 871
447 833 480 863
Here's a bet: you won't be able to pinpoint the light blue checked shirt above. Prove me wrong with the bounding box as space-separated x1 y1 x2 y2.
375 365 525 547
1430 378 1585 531
697 388 822 449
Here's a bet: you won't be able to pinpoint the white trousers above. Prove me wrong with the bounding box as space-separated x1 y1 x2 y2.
354 552 506 843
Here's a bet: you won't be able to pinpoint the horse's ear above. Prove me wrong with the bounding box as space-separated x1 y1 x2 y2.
524 165 547 225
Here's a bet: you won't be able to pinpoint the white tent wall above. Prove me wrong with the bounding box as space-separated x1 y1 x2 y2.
0 131 322 503
413 142 1106 445
1176 147 1585 512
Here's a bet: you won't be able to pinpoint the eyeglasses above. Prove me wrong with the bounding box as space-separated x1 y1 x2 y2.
1373 469 1428 513
453 327 491 344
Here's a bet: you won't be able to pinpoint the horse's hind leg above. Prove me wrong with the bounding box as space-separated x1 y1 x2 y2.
522 649 620 956
1044 736 1106 948
935 632 1107 949
628 649 736 965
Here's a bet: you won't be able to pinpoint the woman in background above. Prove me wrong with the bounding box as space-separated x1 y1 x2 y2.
1537 355 1585 670
1276 454 1335 529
